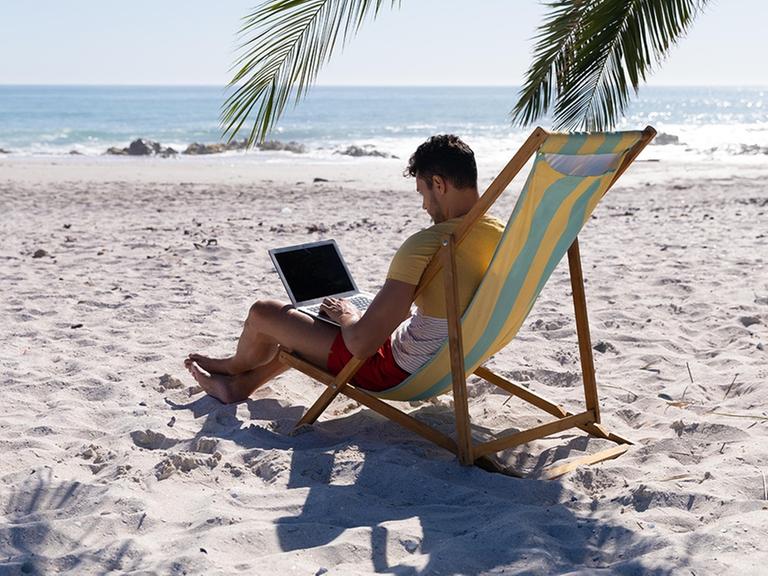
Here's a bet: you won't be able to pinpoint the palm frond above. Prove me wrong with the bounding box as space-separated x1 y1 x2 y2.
221 0 400 145
513 0 710 131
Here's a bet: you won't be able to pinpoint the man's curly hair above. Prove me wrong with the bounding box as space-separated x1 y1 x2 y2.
405 134 477 190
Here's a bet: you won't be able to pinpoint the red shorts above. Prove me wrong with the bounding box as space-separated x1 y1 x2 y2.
327 332 410 392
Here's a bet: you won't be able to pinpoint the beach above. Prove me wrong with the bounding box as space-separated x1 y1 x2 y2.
1 151 767 575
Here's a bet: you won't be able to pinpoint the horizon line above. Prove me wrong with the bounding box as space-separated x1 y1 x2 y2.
2 83 767 89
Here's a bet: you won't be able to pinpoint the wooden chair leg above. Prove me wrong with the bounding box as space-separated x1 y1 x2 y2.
442 234 473 465
281 351 365 429
474 365 632 474
541 444 629 480
296 386 343 428
336 385 458 455
568 238 601 423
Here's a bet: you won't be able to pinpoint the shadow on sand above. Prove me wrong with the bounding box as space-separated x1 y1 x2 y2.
169 392 678 575
0 469 144 575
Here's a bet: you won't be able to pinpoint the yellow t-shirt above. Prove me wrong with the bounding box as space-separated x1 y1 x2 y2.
387 214 504 318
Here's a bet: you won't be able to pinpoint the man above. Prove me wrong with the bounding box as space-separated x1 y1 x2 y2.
185 135 503 402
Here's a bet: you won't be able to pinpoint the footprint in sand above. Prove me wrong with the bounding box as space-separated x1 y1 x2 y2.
739 315 761 328
593 340 618 354
77 444 116 474
244 451 291 483
154 452 222 480
130 429 178 450
615 408 646 429
192 437 219 454
500 368 581 388
400 538 421 554
223 462 244 477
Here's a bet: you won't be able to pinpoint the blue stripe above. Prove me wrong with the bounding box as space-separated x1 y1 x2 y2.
595 132 630 154
557 135 586 155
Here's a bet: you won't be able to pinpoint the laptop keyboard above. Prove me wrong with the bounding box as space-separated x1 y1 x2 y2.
303 294 373 315
347 294 374 309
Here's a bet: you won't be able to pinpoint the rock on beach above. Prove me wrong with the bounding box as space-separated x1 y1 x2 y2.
335 144 396 158
106 138 177 157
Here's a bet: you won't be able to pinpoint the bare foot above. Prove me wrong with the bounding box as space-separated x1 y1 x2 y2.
185 360 237 404
187 353 235 375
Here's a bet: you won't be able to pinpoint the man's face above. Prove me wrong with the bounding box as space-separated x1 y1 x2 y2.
416 176 445 224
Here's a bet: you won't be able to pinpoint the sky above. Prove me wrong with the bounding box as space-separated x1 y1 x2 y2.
1 0 766 87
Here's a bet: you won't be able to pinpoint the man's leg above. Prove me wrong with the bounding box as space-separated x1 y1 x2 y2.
185 354 289 404
187 299 340 400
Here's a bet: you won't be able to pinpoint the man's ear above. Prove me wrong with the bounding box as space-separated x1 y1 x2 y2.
432 174 447 195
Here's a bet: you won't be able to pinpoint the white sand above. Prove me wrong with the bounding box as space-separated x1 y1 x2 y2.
1 154 767 574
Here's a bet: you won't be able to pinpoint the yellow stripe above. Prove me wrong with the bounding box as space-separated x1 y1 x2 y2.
539 134 571 154
609 132 639 154
577 134 605 154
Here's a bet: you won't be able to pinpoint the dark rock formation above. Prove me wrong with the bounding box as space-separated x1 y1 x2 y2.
258 140 305 153
335 145 395 158
183 139 305 155
107 138 309 157
127 139 158 155
735 144 768 155
653 132 680 145
183 139 248 155
106 139 177 157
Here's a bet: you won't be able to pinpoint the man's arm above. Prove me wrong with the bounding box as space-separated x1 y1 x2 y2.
319 279 415 358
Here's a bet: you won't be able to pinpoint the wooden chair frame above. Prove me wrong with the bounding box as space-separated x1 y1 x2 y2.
280 126 657 479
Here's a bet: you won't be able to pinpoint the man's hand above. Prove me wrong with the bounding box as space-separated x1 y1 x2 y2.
319 297 360 326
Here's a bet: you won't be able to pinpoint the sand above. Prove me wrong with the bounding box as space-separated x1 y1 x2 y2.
1 153 767 575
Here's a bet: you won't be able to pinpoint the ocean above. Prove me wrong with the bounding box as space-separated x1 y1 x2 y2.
1 85 766 165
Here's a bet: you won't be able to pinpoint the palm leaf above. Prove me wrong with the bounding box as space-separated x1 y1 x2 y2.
513 0 710 131
221 0 400 146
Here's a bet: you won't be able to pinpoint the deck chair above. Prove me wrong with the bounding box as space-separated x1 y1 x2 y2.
280 126 657 479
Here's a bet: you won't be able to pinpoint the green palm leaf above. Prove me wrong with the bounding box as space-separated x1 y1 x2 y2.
513 0 710 131
221 0 400 145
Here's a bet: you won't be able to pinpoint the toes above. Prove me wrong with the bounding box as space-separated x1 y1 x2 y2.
188 362 211 380
189 367 205 386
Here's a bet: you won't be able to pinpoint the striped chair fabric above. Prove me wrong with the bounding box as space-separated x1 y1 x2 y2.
373 130 646 401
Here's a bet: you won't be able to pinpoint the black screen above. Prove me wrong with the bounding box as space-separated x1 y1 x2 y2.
274 244 355 303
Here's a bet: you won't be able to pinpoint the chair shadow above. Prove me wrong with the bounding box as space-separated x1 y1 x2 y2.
171 393 679 575
165 394 309 449
281 415 676 575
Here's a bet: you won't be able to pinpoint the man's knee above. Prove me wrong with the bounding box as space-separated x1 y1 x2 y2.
247 299 288 325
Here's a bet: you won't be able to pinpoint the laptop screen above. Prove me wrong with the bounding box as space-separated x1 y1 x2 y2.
272 243 355 303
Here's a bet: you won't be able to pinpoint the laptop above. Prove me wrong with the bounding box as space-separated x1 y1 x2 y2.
269 240 374 325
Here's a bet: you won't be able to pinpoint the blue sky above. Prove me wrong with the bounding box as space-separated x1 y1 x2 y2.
1 0 766 86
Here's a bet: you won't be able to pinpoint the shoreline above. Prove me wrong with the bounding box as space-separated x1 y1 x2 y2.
3 152 768 189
